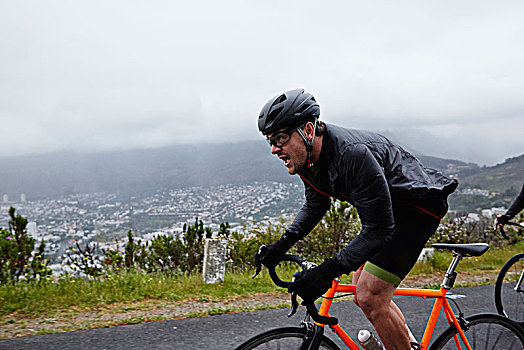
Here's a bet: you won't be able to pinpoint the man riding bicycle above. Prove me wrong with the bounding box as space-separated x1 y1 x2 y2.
255 89 458 349
495 182 524 229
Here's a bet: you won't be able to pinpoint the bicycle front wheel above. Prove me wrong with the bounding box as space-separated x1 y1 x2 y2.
495 252 524 325
234 326 341 350
429 313 524 349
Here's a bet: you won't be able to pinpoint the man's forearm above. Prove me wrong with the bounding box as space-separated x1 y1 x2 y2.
506 184 524 218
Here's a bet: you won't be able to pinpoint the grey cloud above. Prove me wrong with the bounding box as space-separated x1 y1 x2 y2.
0 0 523 164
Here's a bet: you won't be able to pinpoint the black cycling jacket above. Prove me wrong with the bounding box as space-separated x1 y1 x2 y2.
285 123 458 272
506 183 524 219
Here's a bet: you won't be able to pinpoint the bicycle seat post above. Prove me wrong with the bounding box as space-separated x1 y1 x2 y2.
441 252 463 290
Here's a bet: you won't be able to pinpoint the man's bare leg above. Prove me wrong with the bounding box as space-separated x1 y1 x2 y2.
352 269 410 349
352 267 406 324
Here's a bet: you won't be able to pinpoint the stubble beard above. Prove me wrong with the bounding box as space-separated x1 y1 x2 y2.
288 156 307 175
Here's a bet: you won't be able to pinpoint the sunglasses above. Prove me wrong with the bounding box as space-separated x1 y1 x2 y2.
266 125 304 148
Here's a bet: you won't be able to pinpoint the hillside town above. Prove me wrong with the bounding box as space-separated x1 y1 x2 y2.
0 181 513 274
0 182 303 267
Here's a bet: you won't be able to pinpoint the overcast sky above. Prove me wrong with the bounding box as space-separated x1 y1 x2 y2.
1 0 523 165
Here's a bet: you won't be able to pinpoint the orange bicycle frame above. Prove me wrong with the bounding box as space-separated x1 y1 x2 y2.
315 279 472 350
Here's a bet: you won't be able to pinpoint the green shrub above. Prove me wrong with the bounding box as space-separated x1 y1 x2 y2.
0 207 52 283
64 241 105 277
226 218 286 271
294 199 361 263
3 201 522 287
428 215 521 247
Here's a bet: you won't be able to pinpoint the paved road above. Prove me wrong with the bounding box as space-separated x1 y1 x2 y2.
0 285 502 349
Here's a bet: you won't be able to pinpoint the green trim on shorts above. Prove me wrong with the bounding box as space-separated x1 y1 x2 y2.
363 262 402 287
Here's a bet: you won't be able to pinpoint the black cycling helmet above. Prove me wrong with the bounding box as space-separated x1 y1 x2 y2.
258 88 320 135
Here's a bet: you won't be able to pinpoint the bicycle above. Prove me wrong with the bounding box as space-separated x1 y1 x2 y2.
235 243 524 349
494 221 524 328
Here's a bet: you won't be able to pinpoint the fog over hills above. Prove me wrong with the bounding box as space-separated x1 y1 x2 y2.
0 141 295 200
0 139 521 201
459 154 524 193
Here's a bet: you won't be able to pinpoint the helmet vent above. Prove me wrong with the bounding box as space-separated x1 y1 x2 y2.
295 103 310 115
274 94 287 105
268 106 284 122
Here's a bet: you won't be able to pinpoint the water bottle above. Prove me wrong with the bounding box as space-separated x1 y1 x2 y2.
358 329 384 350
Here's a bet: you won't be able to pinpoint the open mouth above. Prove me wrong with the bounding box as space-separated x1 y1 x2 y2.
280 156 290 167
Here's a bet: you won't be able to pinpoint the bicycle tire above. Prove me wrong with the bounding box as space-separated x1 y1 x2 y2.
234 326 341 350
495 252 524 325
428 313 524 350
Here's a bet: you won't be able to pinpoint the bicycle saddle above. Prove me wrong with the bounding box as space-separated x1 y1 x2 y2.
431 243 489 257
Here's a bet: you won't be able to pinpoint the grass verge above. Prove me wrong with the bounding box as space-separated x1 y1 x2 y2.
0 267 295 318
0 241 521 338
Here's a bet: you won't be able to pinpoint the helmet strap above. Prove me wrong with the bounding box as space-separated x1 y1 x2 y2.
297 119 317 168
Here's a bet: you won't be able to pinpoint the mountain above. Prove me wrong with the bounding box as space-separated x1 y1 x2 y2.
0 140 522 203
380 127 521 166
0 141 297 200
415 155 480 179
443 154 524 213
458 154 524 193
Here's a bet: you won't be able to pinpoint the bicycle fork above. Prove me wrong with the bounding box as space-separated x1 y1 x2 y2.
301 322 326 350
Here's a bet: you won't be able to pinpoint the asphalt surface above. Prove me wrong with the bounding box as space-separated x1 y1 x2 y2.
0 284 505 349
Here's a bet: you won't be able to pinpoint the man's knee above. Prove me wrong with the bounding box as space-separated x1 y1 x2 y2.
355 290 388 319
355 271 396 320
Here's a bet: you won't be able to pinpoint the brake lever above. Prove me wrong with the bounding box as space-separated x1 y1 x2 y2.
500 226 509 239
494 221 509 239
251 263 262 279
288 291 299 318
287 270 301 318
252 245 266 279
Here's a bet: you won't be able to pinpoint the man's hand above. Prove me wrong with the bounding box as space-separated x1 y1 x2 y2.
495 214 510 227
288 257 345 303
494 214 512 238
288 267 333 303
254 231 299 269
494 214 510 233
255 242 286 269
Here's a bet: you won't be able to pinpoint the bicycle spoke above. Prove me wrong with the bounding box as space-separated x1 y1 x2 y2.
500 256 524 323
234 327 340 350
430 314 524 349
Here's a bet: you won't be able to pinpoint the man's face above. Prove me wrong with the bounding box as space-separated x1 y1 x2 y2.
267 127 307 175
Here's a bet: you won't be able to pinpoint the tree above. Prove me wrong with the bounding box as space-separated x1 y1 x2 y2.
146 234 185 272
295 199 361 263
218 222 230 239
8 206 33 279
29 239 53 279
226 218 286 271
0 207 51 283
0 227 19 282
124 230 136 268
183 217 205 272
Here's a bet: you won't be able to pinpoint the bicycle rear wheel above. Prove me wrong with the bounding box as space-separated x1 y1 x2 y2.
495 252 524 325
429 313 524 349
234 326 341 350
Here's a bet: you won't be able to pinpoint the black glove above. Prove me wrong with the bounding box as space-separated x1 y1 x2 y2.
255 232 298 268
496 214 511 226
255 241 286 269
288 257 346 303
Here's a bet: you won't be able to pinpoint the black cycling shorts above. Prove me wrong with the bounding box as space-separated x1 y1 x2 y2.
363 199 448 286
